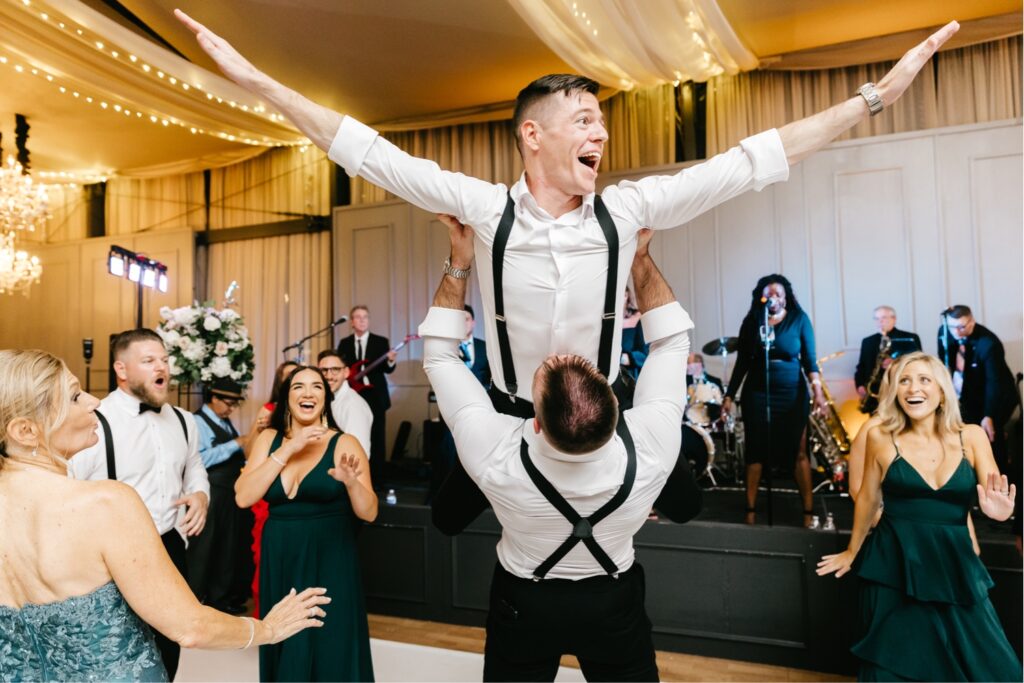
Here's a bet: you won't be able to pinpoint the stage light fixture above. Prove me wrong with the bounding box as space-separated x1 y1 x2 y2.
157 270 168 293
127 259 141 282
108 251 124 276
141 262 157 289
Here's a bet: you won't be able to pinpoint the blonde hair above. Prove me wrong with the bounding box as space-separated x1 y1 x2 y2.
876 352 963 435
0 349 75 470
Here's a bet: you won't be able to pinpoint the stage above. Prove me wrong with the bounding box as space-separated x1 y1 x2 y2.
357 483 1022 676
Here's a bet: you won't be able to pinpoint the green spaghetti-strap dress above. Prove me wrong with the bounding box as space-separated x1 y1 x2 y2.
852 435 1021 681
258 432 374 682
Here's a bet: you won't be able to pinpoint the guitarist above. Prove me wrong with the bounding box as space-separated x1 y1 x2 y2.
338 304 396 469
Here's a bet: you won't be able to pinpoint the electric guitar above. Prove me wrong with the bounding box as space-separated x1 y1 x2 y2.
347 334 420 393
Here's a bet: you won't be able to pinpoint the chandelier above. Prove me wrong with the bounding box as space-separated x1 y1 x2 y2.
0 155 50 234
0 230 42 295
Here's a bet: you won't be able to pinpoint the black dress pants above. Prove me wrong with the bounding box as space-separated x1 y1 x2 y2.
483 563 659 682
157 529 187 680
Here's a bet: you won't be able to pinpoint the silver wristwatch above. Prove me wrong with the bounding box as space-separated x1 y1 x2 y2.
857 82 884 117
443 257 471 279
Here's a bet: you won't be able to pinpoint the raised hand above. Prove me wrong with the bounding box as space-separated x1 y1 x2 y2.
816 549 855 578
634 228 653 257
437 214 475 269
175 9 265 91
327 451 363 487
262 587 330 643
876 21 959 107
977 471 1016 522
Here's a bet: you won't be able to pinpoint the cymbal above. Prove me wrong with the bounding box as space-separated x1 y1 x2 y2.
702 336 739 356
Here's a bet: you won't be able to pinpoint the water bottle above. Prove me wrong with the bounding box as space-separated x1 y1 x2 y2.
822 512 836 531
808 514 821 530
385 488 397 505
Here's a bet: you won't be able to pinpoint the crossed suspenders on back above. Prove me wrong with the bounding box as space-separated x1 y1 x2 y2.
493 191 634 579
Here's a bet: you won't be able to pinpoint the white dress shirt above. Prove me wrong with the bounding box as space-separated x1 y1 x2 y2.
67 388 210 536
331 115 786 400
420 303 692 580
329 380 374 457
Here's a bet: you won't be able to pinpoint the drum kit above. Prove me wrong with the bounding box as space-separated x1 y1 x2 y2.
681 336 744 486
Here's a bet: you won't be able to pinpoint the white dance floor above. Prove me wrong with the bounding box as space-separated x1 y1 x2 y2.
178 638 585 682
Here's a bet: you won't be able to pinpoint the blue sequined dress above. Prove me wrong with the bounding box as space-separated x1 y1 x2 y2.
0 581 167 681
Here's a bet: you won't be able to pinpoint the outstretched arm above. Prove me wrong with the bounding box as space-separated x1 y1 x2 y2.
778 21 958 165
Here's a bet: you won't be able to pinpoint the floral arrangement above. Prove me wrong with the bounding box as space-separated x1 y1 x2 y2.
157 302 254 387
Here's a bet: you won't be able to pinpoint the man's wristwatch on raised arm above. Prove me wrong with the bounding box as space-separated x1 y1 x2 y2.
857 82 884 117
443 257 471 280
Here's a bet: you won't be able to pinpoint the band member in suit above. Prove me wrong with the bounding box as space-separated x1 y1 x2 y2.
338 305 395 470
686 353 723 393
187 378 256 615
938 305 1017 470
460 305 491 389
855 306 922 413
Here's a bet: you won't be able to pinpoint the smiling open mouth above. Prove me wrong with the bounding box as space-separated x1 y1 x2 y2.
905 397 926 405
578 152 600 171
299 401 316 410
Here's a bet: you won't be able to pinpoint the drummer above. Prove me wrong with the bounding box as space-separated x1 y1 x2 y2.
686 353 724 394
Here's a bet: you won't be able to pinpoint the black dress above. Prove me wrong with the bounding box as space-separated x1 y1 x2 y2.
726 308 819 470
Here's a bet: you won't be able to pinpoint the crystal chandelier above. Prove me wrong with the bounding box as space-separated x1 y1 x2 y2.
0 230 43 295
0 155 50 234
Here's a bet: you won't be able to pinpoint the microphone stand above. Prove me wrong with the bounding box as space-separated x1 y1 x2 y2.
281 318 348 363
940 311 951 370
762 304 774 528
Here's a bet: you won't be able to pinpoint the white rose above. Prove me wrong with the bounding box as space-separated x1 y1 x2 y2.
219 309 239 322
214 341 229 356
203 315 222 332
168 356 183 376
159 306 174 322
230 370 241 381
209 356 232 378
161 329 181 347
183 339 207 362
173 307 199 326
200 368 212 383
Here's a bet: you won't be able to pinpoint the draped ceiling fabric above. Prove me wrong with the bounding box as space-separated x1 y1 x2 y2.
0 0 305 161
506 0 759 89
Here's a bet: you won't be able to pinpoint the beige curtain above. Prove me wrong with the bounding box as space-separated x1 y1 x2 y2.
205 232 332 430
106 173 206 235
208 146 332 229
706 36 1021 155
351 84 675 205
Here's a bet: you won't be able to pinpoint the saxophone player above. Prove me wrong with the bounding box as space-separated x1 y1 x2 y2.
855 306 921 413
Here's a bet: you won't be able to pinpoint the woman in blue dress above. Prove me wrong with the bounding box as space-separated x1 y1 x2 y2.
0 350 328 681
818 352 1021 681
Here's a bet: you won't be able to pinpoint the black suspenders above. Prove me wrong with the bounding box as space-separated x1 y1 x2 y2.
491 192 620 399
96 407 189 480
519 418 637 580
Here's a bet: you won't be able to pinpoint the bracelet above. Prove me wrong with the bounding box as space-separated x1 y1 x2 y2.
269 453 287 467
443 257 471 280
242 616 256 649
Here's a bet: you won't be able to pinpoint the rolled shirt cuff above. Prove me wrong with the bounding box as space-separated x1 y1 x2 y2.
328 115 380 178
419 306 467 340
641 302 695 343
739 128 789 191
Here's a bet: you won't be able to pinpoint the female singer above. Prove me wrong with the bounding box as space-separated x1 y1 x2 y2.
722 275 827 526
236 366 377 681
818 352 1020 681
0 350 326 681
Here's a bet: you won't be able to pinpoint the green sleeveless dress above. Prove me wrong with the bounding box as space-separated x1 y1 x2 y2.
853 438 1022 681
259 432 374 682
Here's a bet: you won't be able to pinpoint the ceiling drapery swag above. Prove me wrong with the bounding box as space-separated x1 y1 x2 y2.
506 0 759 89
0 0 306 151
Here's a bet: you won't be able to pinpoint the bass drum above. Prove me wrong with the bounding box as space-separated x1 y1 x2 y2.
685 381 723 426
681 422 715 475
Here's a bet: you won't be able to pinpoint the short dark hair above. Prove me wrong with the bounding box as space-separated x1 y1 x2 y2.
112 329 165 360
464 304 475 320
947 304 972 318
350 304 369 317
536 355 617 455
512 74 600 155
317 349 344 365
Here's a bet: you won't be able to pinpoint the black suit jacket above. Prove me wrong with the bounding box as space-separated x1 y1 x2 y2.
463 337 491 389
855 328 922 388
338 332 395 410
936 323 1015 425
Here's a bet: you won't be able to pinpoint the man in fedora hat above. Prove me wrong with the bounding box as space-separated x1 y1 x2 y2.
186 378 257 614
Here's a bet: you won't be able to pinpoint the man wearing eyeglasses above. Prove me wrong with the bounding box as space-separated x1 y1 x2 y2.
938 305 1017 469
186 378 256 615
317 349 374 457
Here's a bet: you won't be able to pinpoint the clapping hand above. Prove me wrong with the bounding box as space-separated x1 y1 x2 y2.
263 587 330 644
977 472 1016 522
328 451 363 486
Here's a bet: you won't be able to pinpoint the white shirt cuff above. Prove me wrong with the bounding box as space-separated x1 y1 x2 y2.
739 128 789 191
641 302 694 343
327 115 379 178
419 306 467 340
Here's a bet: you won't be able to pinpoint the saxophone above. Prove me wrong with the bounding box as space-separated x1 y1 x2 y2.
859 335 892 412
807 374 851 490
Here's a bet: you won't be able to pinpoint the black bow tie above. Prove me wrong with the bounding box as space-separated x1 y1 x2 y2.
139 403 162 415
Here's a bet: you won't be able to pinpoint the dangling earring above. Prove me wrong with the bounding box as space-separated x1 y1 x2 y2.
321 411 328 428
30 447 38 458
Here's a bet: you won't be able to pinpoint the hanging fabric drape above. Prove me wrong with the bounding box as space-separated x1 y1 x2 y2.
506 0 758 89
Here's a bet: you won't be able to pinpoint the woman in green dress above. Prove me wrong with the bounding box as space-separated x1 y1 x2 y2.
818 352 1020 681
237 366 377 681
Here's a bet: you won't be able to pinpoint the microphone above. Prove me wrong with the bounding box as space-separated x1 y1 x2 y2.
761 296 781 309
329 315 348 327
